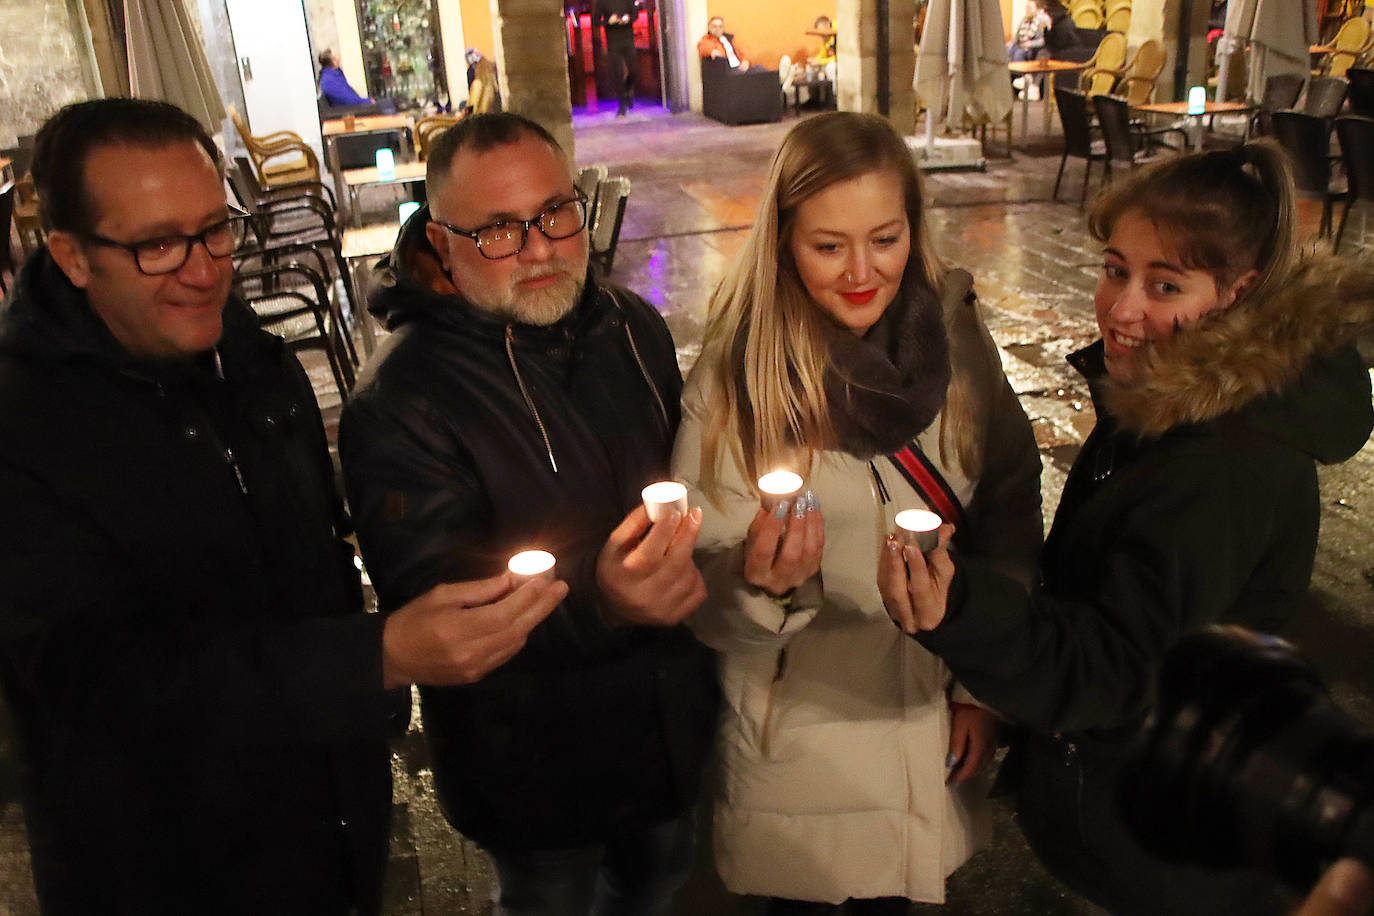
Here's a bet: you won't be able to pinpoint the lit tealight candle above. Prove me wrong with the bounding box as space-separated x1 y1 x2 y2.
507 549 556 578
894 509 942 553
375 147 396 180
642 481 689 523
758 470 804 512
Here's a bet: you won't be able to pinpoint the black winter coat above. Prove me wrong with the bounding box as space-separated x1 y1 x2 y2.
0 252 396 914
917 256 1374 914
339 220 718 851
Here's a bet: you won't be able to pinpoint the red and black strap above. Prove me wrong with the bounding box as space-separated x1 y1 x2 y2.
888 444 965 527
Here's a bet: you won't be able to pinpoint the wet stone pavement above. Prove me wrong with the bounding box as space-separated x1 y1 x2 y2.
2 102 1374 913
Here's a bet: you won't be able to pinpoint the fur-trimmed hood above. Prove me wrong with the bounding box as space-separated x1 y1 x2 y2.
1096 254 1374 462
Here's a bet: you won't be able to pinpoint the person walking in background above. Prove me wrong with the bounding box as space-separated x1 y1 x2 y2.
883 142 1374 915
598 0 639 117
340 113 718 916
672 111 1043 914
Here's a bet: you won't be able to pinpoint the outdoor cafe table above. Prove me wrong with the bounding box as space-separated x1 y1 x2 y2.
1132 99 1254 148
320 114 414 215
1007 59 1084 142
341 160 426 226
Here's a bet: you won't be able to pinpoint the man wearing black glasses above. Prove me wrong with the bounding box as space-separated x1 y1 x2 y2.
340 112 718 915
0 98 569 913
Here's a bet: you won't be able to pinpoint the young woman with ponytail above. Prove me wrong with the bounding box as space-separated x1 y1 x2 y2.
670 111 1044 912
882 141 1374 913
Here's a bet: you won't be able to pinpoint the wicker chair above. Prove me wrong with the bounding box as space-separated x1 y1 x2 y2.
1117 39 1166 105
1078 32 1129 96
415 114 464 161
228 106 320 189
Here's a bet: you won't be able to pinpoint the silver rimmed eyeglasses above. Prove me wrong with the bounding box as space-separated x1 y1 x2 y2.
430 191 588 260
78 207 251 276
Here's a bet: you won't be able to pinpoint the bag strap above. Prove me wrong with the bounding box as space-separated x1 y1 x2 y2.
887 443 965 527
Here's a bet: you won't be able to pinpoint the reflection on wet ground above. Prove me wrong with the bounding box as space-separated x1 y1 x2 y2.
0 104 1371 914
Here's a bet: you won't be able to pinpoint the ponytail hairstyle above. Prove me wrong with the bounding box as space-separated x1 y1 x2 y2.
694 111 944 492
1087 139 1299 309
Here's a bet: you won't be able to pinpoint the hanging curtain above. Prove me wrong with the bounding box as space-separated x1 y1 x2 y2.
124 0 227 129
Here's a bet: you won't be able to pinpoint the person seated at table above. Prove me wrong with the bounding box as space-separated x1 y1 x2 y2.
698 16 750 70
1040 0 1081 58
780 15 838 103
318 50 397 115
1007 3 1051 62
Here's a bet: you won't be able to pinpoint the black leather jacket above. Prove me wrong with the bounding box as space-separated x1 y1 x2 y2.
340 216 718 849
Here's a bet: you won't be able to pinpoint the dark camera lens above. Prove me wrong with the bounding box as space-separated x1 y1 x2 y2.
1120 625 1374 890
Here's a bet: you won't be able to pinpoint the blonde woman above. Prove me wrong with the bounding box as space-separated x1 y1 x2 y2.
670 111 1043 912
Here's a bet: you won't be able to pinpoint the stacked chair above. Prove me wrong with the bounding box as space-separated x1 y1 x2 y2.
227 157 360 398
1249 73 1307 137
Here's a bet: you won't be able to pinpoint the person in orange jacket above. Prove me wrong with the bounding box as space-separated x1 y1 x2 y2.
697 16 750 70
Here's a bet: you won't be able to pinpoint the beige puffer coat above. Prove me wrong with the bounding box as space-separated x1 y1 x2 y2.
671 270 1043 904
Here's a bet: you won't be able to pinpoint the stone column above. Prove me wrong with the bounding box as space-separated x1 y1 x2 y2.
835 0 918 134
488 0 575 157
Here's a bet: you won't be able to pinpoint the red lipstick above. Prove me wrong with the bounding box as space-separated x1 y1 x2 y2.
841 289 878 304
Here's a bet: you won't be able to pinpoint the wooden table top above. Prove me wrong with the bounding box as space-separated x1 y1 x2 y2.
343 160 427 187
1007 59 1085 74
322 114 412 136
342 222 402 259
1133 100 1253 115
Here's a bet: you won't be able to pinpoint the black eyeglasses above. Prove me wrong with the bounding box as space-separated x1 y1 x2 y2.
79 208 250 276
431 192 588 260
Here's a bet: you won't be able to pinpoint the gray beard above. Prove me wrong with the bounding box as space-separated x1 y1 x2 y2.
498 273 585 326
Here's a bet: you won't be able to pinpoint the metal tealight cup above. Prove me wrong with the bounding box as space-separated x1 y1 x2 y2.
757 470 804 512
894 509 942 553
642 481 689 523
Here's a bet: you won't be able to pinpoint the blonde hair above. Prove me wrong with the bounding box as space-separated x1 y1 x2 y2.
696 112 955 491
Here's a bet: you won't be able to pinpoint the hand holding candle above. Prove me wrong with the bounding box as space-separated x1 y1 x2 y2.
894 509 942 553
744 475 824 598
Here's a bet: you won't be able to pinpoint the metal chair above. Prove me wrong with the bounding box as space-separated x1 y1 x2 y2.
1249 73 1307 137
1302 76 1350 120
235 261 356 398
576 165 608 226
1053 87 1109 206
1345 68 1374 117
1093 94 1186 179
1334 115 1374 250
1272 109 1347 238
589 176 630 273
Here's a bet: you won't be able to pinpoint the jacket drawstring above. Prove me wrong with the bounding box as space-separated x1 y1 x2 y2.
505 326 559 474
607 288 670 432
501 289 671 476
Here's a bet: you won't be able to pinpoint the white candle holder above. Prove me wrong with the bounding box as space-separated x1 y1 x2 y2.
757 470 804 512
507 549 556 579
894 509 942 553
641 480 689 523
